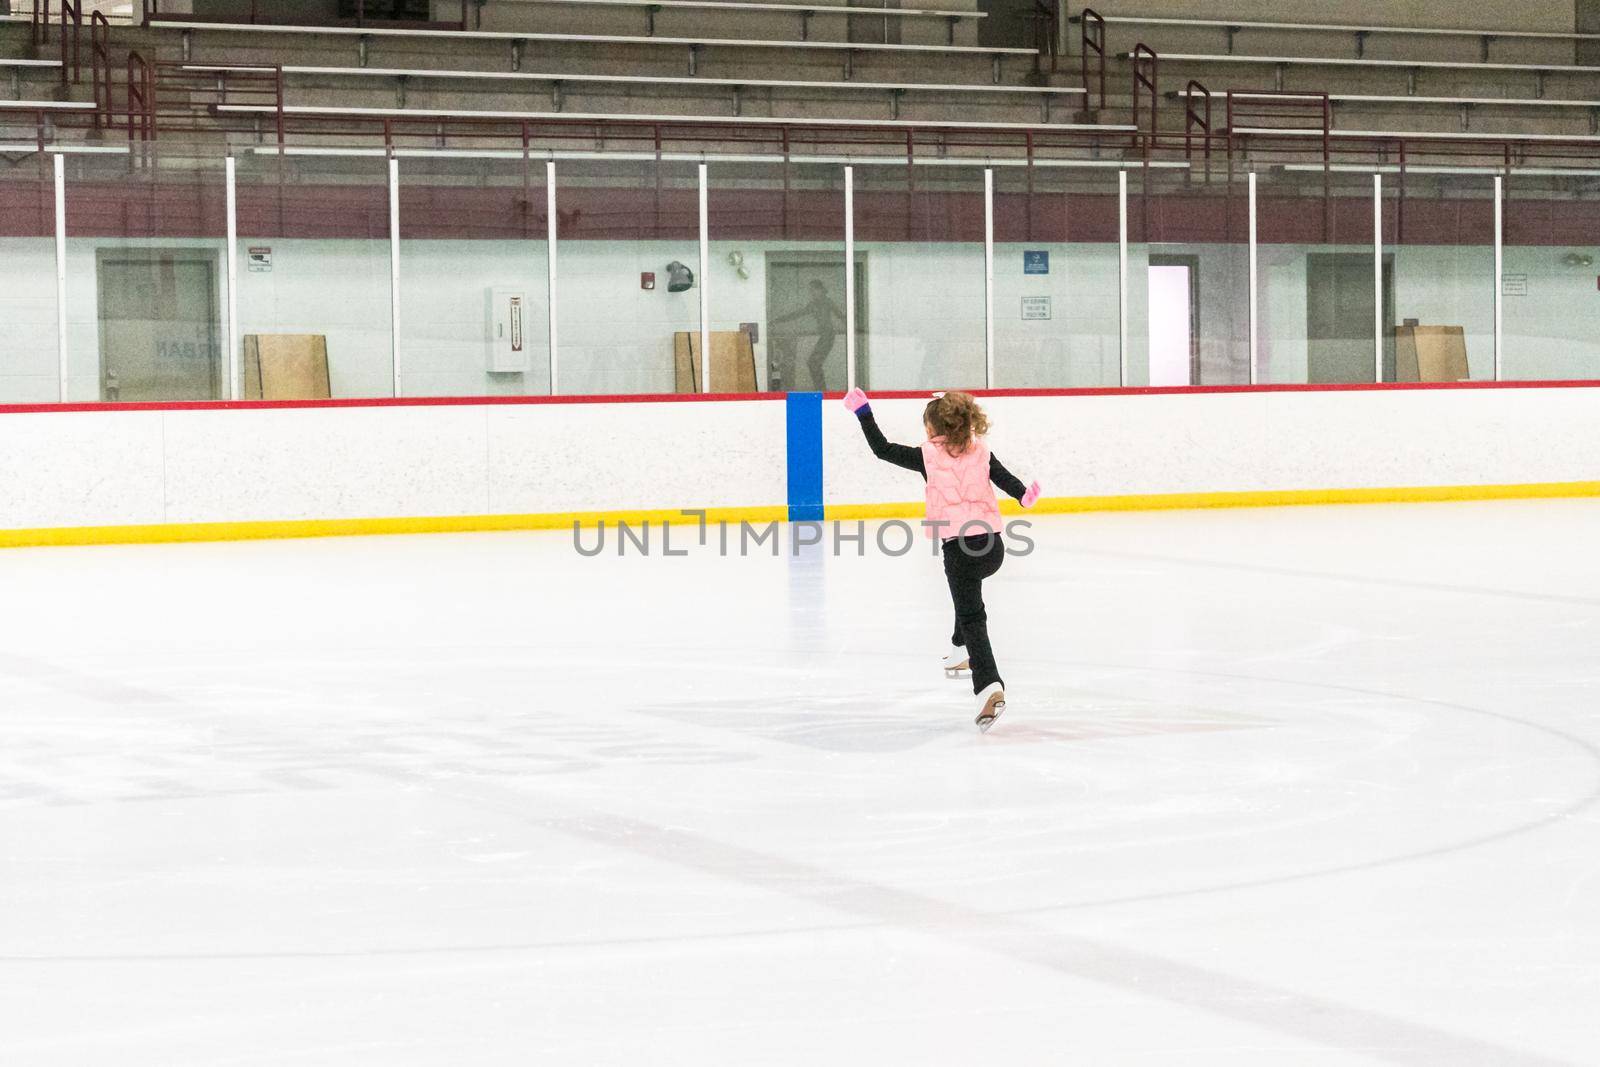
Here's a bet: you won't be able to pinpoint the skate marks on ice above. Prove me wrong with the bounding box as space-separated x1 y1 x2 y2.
631 686 1276 752
432 777 1582 1067
0 649 759 810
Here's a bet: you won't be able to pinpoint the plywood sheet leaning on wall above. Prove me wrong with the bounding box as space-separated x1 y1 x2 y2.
1395 326 1469 383
674 331 758 393
243 335 333 400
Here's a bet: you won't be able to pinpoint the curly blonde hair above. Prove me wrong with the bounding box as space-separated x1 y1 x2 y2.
923 391 990 456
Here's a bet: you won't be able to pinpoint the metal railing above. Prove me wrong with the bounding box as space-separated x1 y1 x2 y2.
126 50 153 143
1080 6 1106 112
59 0 82 84
156 61 285 147
1131 42 1157 152
0 102 58 152
1183 79 1211 164
1224 90 1331 163
90 9 109 130
29 0 49 45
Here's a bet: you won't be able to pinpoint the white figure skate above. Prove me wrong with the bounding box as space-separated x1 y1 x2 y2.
942 646 970 679
975 682 1005 732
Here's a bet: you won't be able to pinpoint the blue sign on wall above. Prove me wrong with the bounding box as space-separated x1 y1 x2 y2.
1023 249 1050 275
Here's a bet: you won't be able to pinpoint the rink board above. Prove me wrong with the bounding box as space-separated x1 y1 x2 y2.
2 382 1600 546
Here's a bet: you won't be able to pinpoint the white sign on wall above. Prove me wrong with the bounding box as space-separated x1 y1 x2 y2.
247 247 272 273
1502 273 1528 296
1021 295 1052 320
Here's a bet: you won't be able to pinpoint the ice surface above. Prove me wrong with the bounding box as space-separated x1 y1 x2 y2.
1 501 1598 1065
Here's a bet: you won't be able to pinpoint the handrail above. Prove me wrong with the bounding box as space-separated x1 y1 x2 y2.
90 10 109 131
154 60 286 147
0 102 53 153
127 50 153 143
1131 43 1157 151
1224 88 1331 162
60 0 82 84
1080 7 1105 111
1183 79 1210 163
32 0 51 45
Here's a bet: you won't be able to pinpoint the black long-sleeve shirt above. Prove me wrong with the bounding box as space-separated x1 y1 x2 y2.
855 409 1028 502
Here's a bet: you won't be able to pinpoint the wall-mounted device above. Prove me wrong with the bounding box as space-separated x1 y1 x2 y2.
487 286 529 373
641 272 656 290
665 260 695 292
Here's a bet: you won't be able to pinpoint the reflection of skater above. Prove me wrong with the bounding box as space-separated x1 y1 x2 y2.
842 388 1042 731
772 280 846 390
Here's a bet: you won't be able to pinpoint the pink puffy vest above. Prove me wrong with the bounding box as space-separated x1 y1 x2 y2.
920 436 1002 540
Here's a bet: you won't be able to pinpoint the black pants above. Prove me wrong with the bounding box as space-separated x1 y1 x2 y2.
943 533 1006 694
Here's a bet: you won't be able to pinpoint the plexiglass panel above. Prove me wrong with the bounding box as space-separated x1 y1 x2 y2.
1128 165 1249 386
991 164 1121 388
851 165 986 391
398 155 550 397
1254 169 1378 384
1384 172 1494 382
235 152 395 399
1503 173 1600 380
707 161 848 393
64 151 227 402
554 158 700 395
0 154 59 403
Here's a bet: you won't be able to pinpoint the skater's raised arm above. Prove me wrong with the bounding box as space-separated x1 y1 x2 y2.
989 455 1043 508
843 389 926 476
987 455 1035 503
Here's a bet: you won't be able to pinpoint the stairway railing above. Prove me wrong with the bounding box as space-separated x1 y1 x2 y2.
1080 7 1106 111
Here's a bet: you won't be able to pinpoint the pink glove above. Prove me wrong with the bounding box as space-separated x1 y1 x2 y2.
842 387 870 414
1021 481 1042 509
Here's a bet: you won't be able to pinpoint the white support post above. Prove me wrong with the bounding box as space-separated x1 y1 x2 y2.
1373 171 1383 384
1493 174 1503 381
546 160 559 395
1247 170 1258 386
53 153 67 403
844 164 856 391
224 155 240 401
983 167 994 389
698 162 710 394
388 155 402 397
1118 167 1128 387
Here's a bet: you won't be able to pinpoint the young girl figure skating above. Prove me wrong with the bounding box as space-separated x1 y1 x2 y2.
842 388 1041 731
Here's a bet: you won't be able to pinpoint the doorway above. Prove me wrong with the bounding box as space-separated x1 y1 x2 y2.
1306 253 1396 383
1148 254 1199 386
764 253 868 392
96 248 223 402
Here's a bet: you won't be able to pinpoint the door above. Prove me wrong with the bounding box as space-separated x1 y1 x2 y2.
97 249 222 402
1148 254 1198 386
764 253 867 392
1305 253 1395 383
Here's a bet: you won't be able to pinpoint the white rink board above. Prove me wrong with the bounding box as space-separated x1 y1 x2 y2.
2 385 1600 533
822 386 1600 506
0 398 788 531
